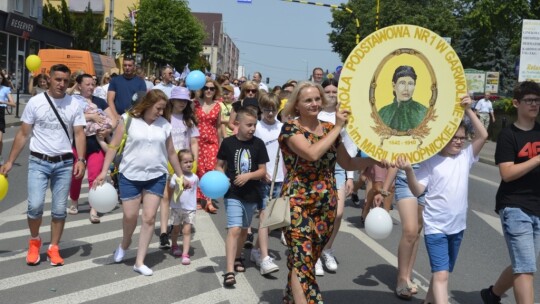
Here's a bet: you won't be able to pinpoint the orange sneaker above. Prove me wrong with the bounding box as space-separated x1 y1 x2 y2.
26 238 42 265
47 245 64 266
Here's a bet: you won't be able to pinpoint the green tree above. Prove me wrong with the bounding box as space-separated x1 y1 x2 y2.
72 5 107 53
115 0 206 69
42 0 73 34
329 0 460 62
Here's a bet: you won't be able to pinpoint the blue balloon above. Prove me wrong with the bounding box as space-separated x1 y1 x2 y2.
185 70 206 91
200 170 230 199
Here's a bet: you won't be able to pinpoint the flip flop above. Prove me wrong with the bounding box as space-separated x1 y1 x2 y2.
67 205 78 215
89 213 101 224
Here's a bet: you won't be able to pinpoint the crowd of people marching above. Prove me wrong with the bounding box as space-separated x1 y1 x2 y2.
0 59 539 304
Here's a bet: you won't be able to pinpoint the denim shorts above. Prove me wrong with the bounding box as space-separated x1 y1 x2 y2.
395 175 426 205
259 182 283 210
335 164 346 190
499 207 540 273
118 173 166 201
224 198 258 228
27 155 73 219
424 230 464 273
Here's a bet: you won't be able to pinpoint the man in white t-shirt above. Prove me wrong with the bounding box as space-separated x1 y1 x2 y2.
252 71 268 92
153 66 175 98
0 64 87 267
474 92 496 131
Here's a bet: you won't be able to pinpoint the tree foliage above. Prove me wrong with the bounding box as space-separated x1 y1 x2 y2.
329 0 540 94
115 0 206 69
42 0 106 53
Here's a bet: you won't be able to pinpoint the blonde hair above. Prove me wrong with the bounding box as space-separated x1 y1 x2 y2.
281 81 328 119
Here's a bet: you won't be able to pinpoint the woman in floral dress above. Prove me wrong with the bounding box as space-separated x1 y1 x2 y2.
194 79 222 213
279 81 378 303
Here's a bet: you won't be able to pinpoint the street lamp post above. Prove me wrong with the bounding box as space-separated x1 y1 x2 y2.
302 59 309 80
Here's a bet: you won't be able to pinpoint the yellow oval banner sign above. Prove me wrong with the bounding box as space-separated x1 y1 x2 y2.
339 24 467 164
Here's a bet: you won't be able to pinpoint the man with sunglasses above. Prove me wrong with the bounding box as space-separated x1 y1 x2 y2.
107 55 146 117
481 81 540 304
154 66 175 98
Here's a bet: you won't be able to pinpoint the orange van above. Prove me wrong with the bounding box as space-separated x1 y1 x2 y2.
37 49 117 80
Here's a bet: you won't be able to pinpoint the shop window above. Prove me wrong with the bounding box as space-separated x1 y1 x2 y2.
0 33 6 72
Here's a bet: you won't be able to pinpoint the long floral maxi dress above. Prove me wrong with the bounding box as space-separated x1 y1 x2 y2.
278 120 339 303
194 100 221 200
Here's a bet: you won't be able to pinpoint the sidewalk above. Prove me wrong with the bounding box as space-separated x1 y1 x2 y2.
4 94 498 166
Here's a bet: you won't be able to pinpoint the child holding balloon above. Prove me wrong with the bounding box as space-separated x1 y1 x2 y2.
215 107 269 287
396 95 487 304
168 149 198 265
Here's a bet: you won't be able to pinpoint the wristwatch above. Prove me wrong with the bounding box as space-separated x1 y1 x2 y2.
77 157 87 165
379 189 391 197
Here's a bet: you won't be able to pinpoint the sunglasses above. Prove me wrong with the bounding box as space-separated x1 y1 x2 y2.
203 86 216 91
245 89 257 94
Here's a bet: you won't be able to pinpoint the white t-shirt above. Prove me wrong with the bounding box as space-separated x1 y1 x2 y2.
416 145 478 235
255 119 284 182
475 98 493 113
170 113 200 151
93 86 107 100
318 110 357 178
170 173 198 210
119 113 172 181
22 92 86 155
153 82 174 98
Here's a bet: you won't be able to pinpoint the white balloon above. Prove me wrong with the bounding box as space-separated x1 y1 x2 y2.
365 207 393 239
88 183 118 213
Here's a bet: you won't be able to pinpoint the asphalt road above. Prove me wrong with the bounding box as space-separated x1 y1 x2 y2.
0 126 537 304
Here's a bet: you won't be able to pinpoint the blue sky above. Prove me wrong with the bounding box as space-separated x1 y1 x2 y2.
187 0 344 87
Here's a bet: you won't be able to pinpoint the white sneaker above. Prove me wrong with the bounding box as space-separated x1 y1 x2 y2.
315 258 324 276
250 248 261 266
133 264 153 276
280 231 287 246
321 248 338 271
260 256 279 275
113 244 125 263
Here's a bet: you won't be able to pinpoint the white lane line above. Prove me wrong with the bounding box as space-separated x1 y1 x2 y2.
32 256 215 304
0 207 123 241
469 174 500 188
472 210 503 236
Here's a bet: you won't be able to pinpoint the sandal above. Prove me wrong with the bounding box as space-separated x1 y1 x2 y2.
205 201 217 214
222 272 236 287
89 213 101 224
395 285 413 300
234 258 245 272
67 205 78 215
408 281 418 294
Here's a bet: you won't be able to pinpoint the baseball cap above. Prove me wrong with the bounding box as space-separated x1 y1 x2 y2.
222 84 234 93
170 86 191 100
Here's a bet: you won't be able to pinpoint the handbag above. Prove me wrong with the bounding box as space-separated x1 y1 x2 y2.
260 149 298 231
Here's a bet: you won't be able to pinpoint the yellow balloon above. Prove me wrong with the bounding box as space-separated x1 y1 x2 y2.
25 55 42 72
0 175 9 201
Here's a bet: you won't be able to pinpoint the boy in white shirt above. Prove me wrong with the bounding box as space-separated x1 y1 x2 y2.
251 93 282 276
397 96 487 304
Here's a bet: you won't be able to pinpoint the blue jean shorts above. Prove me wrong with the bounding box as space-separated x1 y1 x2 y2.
395 175 426 205
224 198 258 228
118 173 166 201
27 155 73 219
259 182 283 210
499 207 540 273
424 230 464 273
335 164 346 190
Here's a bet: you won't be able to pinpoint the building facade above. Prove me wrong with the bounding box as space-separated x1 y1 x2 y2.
193 12 240 79
0 0 73 91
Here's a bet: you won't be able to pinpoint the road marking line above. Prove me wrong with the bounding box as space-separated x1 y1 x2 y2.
469 174 500 188
472 210 503 236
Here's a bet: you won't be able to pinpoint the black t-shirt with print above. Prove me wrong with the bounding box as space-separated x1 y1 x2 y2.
495 123 540 216
217 135 269 202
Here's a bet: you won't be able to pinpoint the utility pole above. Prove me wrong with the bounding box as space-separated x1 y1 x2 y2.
107 0 114 57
